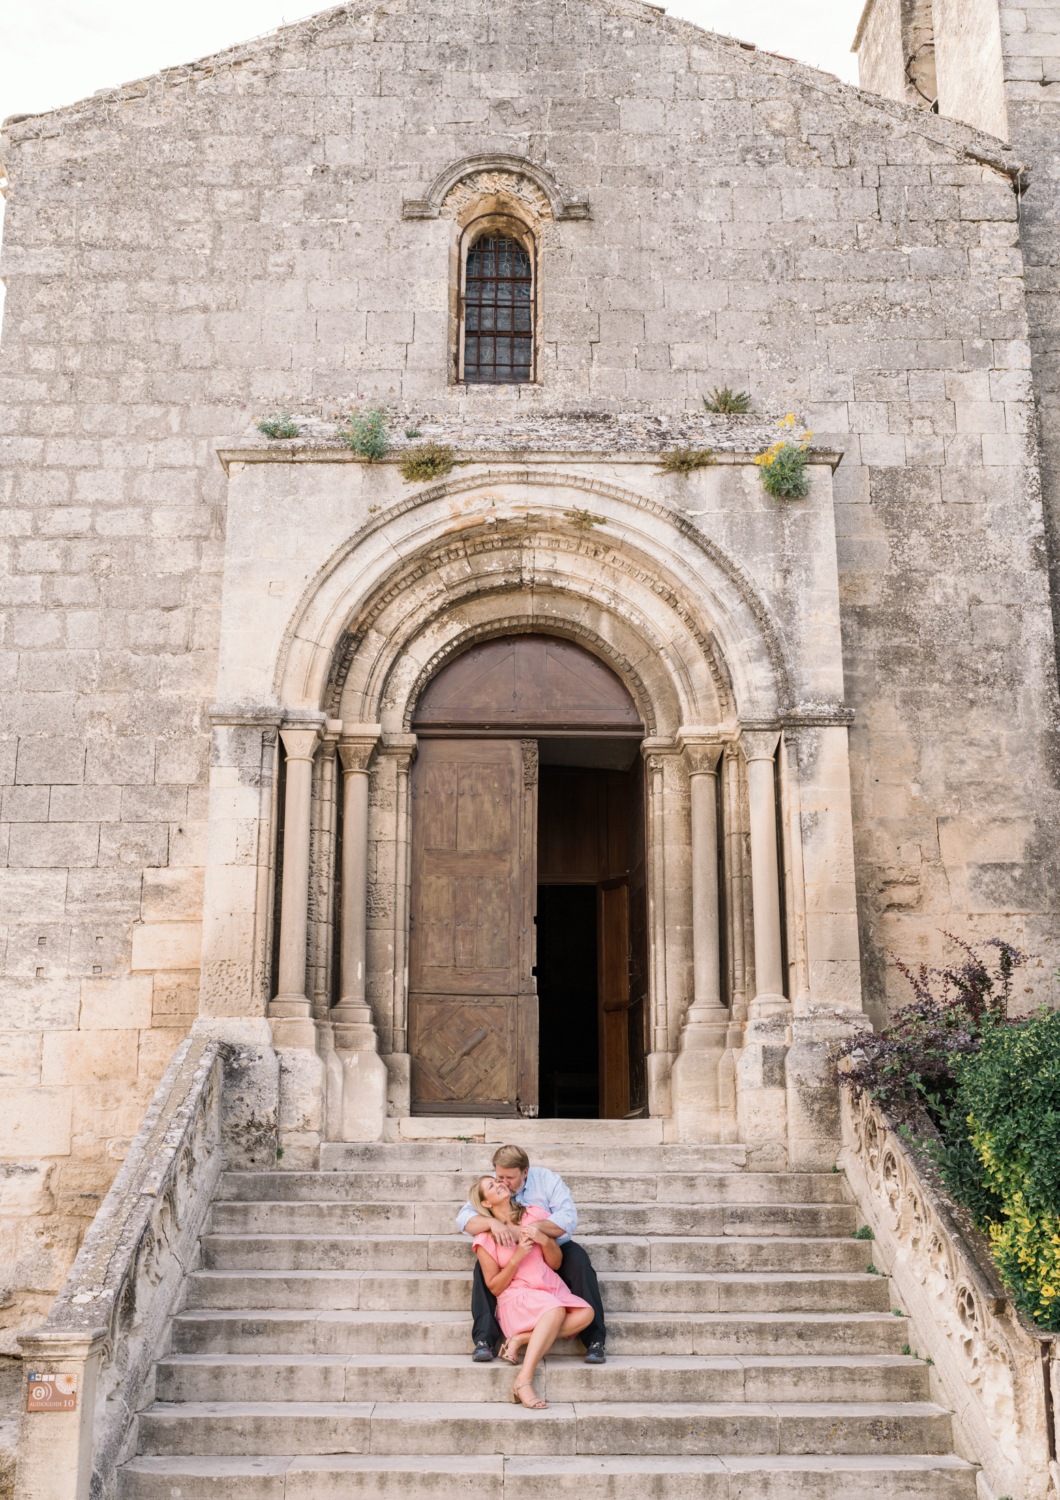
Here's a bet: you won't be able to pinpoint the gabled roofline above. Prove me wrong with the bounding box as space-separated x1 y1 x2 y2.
0 0 1028 186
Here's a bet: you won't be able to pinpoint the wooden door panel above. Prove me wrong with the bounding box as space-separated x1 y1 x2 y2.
410 738 537 1114
410 998 514 1111
411 741 521 995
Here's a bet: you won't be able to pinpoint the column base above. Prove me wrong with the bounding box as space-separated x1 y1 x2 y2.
736 1009 791 1171
336 1048 387 1141
748 993 792 1021
671 1006 731 1144
383 1052 411 1117
646 1050 674 1119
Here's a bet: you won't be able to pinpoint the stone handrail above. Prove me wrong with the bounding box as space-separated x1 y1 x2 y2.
841 1088 1059 1500
14 1037 230 1500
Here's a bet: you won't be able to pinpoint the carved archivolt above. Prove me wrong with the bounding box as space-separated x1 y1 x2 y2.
441 170 553 221
276 472 794 728
402 152 590 222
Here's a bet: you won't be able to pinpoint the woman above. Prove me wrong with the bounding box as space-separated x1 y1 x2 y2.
469 1175 594 1410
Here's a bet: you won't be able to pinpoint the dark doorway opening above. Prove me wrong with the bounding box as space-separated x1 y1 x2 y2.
536 885 598 1118
536 754 648 1118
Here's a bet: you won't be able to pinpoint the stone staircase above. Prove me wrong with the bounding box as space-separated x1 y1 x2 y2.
119 1134 977 1498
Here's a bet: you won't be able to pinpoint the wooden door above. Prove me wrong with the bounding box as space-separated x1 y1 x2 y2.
408 739 537 1114
598 877 631 1119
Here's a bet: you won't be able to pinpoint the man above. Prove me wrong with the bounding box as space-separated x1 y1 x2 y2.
456 1143 607 1364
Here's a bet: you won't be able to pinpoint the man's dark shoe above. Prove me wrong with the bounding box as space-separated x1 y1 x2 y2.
472 1340 496 1362
584 1342 607 1364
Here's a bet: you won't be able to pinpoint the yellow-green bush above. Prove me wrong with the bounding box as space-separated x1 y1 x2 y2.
945 1007 1060 1329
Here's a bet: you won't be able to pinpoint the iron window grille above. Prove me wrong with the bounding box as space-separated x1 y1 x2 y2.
460 230 535 384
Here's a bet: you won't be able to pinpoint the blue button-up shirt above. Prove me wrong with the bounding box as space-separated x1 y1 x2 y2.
456 1165 577 1245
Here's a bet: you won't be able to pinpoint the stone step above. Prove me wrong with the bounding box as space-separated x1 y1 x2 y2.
199 1233 873 1275
318 1142 749 1173
219 1172 849 1205
135 1399 954 1458
155 1352 931 1406
207 1199 857 1239
184 1268 892 1314
173 1308 913 1358
119 1451 978 1500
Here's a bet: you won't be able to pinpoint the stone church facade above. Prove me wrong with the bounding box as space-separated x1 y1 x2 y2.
1 0 1060 1363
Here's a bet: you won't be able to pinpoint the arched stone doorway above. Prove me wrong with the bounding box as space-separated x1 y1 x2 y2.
200 462 865 1160
405 634 646 1120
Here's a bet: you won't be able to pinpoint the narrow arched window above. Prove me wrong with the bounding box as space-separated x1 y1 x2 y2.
461 229 534 384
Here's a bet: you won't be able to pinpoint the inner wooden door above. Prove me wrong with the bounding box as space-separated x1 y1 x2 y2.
408 738 537 1115
598 877 631 1119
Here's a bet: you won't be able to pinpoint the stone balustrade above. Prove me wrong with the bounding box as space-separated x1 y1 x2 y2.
841 1088 1060 1500
13 1038 234 1500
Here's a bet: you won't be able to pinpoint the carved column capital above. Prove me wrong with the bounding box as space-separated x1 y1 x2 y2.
677 728 725 778
740 728 781 763
338 723 382 776
279 725 324 762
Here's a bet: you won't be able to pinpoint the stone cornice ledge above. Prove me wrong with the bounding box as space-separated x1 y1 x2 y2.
781 703 856 728
214 442 844 476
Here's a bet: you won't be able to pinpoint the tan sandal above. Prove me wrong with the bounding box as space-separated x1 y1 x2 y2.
497 1337 521 1364
511 1379 546 1409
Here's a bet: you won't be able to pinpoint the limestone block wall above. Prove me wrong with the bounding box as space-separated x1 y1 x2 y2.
932 0 1008 138
0 0 1058 1330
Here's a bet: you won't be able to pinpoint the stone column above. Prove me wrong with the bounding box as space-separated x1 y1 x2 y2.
332 726 386 1141
641 742 674 1119
270 722 323 1042
740 729 788 1019
374 733 417 1120
671 732 730 1142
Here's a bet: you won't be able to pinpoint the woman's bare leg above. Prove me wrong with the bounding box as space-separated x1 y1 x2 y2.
514 1306 565 1407
559 1308 594 1341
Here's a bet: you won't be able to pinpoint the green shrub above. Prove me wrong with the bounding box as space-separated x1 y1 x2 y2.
658 445 716 476
851 1225 874 1241
338 407 390 460
399 441 458 483
703 386 751 414
257 409 299 439
946 1008 1060 1329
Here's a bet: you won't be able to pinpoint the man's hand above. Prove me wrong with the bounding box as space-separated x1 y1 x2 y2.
464 1213 519 1247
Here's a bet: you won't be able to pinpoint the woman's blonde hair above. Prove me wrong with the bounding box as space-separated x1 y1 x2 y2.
469 1175 526 1225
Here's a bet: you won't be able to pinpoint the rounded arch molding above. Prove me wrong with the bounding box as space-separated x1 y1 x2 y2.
273 471 795 734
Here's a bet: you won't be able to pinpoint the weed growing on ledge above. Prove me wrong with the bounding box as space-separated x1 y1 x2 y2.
338 407 390 460
563 508 606 531
399 441 461 483
703 386 751 414
852 1225 875 1241
658 445 716 476
405 426 423 439
755 414 812 498
257 408 299 439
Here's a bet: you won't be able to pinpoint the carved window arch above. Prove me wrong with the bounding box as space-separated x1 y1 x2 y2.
457 216 536 385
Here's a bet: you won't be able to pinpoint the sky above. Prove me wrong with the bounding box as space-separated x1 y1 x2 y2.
0 0 864 321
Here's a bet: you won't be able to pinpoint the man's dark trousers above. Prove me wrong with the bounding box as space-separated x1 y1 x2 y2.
471 1240 606 1348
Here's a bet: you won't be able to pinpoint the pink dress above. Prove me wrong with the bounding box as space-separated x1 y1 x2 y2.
473 1205 592 1339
